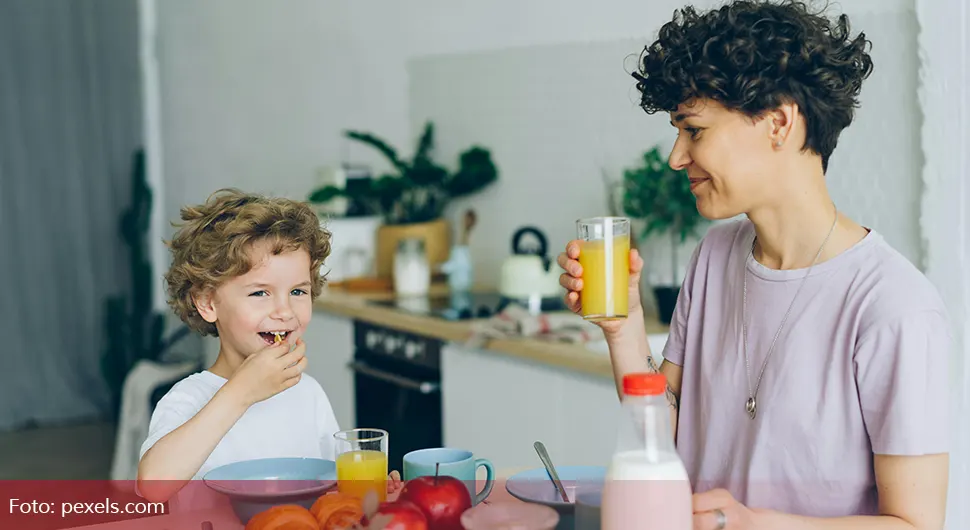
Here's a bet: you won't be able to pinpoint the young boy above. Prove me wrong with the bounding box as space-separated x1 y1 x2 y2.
137 188 400 504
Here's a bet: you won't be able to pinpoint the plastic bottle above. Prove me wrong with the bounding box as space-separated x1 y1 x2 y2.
601 373 692 530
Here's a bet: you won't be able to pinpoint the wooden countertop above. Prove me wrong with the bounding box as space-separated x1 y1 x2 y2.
312 285 669 380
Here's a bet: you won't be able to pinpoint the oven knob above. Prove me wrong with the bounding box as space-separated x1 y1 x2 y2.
366 331 380 349
404 342 419 359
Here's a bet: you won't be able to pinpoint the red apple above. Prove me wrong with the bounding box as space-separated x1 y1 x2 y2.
370 500 428 530
397 475 472 530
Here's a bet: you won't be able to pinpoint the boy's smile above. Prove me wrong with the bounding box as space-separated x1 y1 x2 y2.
195 239 315 363
260 330 292 346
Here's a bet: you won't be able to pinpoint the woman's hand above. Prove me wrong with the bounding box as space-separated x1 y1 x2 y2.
692 489 762 530
557 240 645 335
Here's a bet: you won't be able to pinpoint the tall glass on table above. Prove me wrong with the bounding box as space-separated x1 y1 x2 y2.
576 217 631 322
334 428 389 502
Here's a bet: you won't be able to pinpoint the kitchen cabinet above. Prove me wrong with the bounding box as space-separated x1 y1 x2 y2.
304 310 356 431
441 343 620 473
558 370 622 466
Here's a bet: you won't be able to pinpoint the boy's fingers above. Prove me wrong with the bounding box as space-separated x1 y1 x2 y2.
282 350 306 369
262 338 291 356
279 339 306 359
283 356 307 377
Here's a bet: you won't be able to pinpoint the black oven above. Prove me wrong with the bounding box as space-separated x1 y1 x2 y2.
350 321 443 472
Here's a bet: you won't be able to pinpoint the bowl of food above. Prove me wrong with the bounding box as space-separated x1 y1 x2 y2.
505 466 606 528
203 457 337 523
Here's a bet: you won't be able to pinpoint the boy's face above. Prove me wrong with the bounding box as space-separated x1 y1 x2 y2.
196 240 314 358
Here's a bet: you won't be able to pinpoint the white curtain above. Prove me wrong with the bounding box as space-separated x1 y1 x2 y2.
0 0 142 431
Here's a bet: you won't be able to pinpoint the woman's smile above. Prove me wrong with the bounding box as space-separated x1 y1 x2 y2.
689 176 710 192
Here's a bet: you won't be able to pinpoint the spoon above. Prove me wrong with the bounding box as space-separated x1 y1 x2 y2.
533 441 570 503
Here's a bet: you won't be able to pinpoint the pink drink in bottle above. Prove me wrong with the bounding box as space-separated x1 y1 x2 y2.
601 373 692 529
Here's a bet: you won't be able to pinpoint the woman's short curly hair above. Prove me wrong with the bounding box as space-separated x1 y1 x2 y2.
633 0 873 171
164 188 332 336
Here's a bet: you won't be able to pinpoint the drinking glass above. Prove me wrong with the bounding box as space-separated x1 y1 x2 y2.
333 428 389 502
576 217 631 321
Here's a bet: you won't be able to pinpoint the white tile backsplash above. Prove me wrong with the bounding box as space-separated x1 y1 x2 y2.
408 9 923 290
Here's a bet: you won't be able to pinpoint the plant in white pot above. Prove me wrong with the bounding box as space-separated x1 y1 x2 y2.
621 146 708 324
308 121 498 280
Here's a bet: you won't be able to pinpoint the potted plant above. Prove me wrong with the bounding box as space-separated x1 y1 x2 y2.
621 146 708 324
101 149 193 418
308 121 498 279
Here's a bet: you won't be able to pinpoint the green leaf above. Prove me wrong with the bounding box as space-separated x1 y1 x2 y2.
413 122 435 164
334 123 499 224
345 130 410 174
307 185 345 203
621 144 708 243
446 147 498 197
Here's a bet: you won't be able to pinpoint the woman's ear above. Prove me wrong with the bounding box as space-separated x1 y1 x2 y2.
193 289 218 324
768 102 800 149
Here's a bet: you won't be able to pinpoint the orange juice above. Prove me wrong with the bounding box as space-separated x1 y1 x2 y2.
579 235 629 321
336 449 388 501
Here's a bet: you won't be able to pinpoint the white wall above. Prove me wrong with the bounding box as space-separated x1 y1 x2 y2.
916 0 970 526
152 1 968 526
408 3 922 289
152 0 926 388
154 0 916 276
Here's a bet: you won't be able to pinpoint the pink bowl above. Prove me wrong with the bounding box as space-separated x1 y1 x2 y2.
460 502 560 529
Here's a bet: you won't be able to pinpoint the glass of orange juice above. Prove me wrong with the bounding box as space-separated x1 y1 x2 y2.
333 428 389 502
577 217 630 321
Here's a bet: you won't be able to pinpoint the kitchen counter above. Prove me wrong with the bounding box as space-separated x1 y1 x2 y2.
312 285 670 379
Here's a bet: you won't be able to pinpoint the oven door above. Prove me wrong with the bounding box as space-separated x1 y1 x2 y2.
350 351 443 472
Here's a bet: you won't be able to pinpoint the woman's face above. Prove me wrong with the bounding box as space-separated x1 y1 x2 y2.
668 98 786 220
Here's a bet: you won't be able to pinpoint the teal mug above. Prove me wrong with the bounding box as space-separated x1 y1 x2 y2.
403 448 494 505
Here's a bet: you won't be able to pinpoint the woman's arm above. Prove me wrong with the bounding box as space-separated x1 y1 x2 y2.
753 454 949 529
603 307 683 436
695 454 949 530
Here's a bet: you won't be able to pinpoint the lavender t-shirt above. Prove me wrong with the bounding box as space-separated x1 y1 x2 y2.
662 219 950 517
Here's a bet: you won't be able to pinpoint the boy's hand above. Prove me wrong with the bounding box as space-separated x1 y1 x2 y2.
226 338 307 407
387 470 403 495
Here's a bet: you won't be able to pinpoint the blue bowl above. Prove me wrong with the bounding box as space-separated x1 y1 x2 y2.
203 457 337 523
506 466 606 530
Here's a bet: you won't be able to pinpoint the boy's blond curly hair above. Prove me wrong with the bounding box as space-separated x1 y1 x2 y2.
164 188 332 336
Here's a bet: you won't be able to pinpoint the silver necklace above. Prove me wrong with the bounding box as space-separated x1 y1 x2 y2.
742 208 838 419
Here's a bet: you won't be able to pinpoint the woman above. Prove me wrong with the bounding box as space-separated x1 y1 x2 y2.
558 2 950 529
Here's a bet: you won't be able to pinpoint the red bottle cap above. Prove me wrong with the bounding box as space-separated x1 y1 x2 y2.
622 373 666 396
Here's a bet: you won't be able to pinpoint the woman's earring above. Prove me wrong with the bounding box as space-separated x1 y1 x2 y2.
775 140 784 148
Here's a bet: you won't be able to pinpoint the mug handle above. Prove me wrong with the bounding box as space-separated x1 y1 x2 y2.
473 458 494 505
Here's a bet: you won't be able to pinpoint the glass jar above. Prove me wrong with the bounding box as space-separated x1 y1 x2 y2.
393 237 430 297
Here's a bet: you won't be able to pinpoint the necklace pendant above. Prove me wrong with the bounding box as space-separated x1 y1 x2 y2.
745 397 757 419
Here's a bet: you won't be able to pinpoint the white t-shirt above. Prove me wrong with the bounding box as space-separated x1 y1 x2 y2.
139 371 341 480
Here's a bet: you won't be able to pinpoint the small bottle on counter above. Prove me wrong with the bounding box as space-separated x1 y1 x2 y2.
601 373 692 530
393 237 431 297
